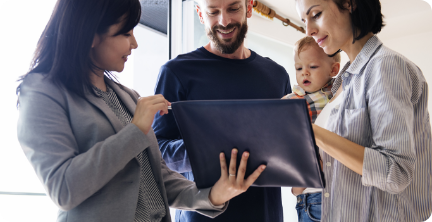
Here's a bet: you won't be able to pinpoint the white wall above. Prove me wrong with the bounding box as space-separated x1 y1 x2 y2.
116 24 169 96
248 12 305 50
133 25 169 96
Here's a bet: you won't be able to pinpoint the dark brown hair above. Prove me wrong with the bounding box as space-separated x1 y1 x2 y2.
331 0 385 43
17 0 141 98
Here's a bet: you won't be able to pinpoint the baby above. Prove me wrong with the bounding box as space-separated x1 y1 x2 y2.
282 36 341 222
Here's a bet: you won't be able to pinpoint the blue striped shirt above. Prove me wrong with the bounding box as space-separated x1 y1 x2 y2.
321 35 432 222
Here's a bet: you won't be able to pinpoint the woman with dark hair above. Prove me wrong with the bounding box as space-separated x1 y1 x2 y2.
16 0 266 221
295 0 432 221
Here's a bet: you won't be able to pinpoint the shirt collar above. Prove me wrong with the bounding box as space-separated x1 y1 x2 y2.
344 35 383 75
331 35 383 95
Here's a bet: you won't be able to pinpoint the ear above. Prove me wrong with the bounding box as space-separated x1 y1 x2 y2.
92 34 100 48
246 0 253 18
196 5 205 24
330 62 341 77
343 0 356 13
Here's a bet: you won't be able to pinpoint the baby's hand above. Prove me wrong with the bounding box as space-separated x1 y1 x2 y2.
281 95 288 99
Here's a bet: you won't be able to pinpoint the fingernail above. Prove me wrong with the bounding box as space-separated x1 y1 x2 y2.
261 165 266 170
244 152 249 157
232 149 238 154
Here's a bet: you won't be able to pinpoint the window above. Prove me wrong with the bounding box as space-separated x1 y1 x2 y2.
0 1 60 221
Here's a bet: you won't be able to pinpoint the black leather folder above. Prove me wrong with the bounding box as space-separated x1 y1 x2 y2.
171 99 325 189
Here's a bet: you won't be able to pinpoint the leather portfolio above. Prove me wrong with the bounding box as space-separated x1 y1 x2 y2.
171 99 325 189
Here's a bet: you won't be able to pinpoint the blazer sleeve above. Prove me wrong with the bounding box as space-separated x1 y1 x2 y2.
159 157 227 218
153 65 192 173
17 75 149 211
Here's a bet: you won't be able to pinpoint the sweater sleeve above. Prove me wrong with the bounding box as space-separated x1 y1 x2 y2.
153 65 192 173
160 156 227 218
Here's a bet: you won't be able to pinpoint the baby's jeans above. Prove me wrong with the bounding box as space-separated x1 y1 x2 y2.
295 192 322 222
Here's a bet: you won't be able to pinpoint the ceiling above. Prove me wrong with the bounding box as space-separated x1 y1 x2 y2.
249 0 432 45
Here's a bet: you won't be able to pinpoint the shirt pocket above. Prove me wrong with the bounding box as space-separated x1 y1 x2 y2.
342 107 372 145
326 107 341 132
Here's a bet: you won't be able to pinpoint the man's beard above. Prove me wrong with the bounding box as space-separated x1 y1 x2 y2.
206 20 248 54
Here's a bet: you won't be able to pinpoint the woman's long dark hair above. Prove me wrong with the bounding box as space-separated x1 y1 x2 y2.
17 0 141 98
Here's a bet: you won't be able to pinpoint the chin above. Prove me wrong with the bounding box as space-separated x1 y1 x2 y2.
219 36 234 44
305 87 320 93
323 46 339 56
116 66 125 73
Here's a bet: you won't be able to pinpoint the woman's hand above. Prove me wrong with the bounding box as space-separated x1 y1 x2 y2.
209 149 266 206
292 187 306 196
131 94 171 135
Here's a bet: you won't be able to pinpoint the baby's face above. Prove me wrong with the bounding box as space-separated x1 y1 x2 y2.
295 45 336 93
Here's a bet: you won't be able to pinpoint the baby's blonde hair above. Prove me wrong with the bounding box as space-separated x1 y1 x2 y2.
294 36 341 63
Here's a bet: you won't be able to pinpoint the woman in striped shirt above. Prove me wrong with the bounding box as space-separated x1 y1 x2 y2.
296 0 432 221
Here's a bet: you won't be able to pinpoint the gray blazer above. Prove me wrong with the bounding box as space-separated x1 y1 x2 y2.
17 73 225 222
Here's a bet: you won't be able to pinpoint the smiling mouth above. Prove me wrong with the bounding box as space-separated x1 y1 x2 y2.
217 27 235 34
317 36 327 46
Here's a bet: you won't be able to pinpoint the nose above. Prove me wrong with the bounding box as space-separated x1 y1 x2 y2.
302 69 310 76
218 11 231 27
305 20 318 37
131 33 138 50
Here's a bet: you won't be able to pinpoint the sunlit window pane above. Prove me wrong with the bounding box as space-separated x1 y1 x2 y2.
0 0 58 193
0 195 58 222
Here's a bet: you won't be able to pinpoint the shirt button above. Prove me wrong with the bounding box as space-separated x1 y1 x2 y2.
344 73 349 77
326 162 331 167
324 193 330 198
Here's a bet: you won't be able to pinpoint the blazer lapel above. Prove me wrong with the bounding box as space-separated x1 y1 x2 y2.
85 85 125 134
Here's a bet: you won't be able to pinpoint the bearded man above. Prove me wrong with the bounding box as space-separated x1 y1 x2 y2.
153 0 291 221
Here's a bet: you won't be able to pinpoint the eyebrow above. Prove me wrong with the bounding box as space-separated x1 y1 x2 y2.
208 1 242 9
306 5 320 15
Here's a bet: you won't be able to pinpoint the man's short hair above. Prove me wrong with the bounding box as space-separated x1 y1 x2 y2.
294 36 341 63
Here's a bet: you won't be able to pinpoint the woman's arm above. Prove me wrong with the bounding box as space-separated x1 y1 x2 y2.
313 83 365 174
18 93 146 210
17 74 159 211
312 124 365 175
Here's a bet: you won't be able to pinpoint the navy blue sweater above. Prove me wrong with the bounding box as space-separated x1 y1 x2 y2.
153 47 291 222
